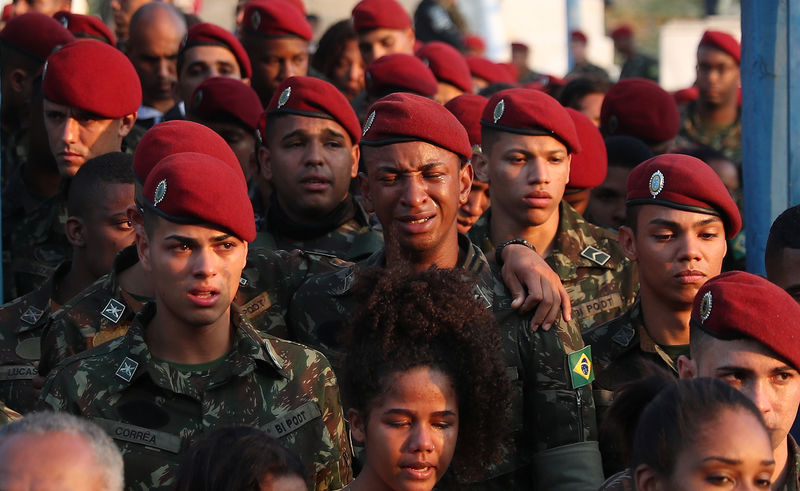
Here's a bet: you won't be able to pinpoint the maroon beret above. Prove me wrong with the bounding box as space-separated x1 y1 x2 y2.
362 92 471 161
464 34 485 53
264 76 362 144
43 40 141 119
699 30 740 64
511 42 528 52
481 88 581 154
144 152 256 242
692 271 800 371
53 11 114 45
466 56 515 85
600 78 680 144
674 85 699 105
566 108 607 189
571 30 587 43
1 4 10 22
416 41 472 93
610 25 633 39
444 93 487 148
626 153 741 238
0 12 75 62
134 120 241 183
190 77 263 130
365 53 438 99
182 22 252 79
352 0 411 32
243 0 312 40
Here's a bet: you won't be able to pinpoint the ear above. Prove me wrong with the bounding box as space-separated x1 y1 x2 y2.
241 77 251 87
634 464 663 491
347 408 366 444
349 144 360 179
9 68 28 95
118 112 137 138
472 151 490 183
65 217 86 247
358 172 374 213
258 145 272 181
128 205 145 236
677 354 697 380
135 226 152 273
618 225 638 261
458 161 474 206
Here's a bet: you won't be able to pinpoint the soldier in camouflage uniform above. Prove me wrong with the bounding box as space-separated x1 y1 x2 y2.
289 93 604 490
610 26 658 82
254 76 382 261
41 151 352 490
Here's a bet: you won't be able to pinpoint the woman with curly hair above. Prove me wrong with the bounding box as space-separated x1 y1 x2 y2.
311 20 365 100
340 267 511 491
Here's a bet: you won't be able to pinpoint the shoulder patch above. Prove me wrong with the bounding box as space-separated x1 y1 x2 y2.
115 357 139 382
101 298 126 324
568 345 595 389
580 246 611 266
611 325 636 347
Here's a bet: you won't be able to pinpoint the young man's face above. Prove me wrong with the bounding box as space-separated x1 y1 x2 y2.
619 205 727 307
137 218 248 328
127 22 182 108
178 45 244 103
244 35 308 105
357 27 415 65
200 120 256 181
587 166 630 230
262 114 358 223
361 141 471 262
457 178 490 234
82 182 136 278
43 100 134 177
482 133 570 231
696 46 740 107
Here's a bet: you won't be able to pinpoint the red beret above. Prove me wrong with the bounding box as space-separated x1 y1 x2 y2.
1 4 11 22
571 30 587 43
144 152 256 242
601 78 680 144
362 92 471 161
511 42 528 52
692 271 800 371
0 12 75 62
416 41 472 93
134 120 241 183
464 34 485 53
499 62 519 83
481 88 581 154
243 0 312 41
264 76 361 144
182 22 252 79
43 40 141 119
610 25 633 39
674 85 699 105
699 30 740 64
444 93 487 148
466 56 515 85
352 0 411 32
53 11 115 45
366 53 438 99
189 77 263 130
626 153 741 238
566 108 607 189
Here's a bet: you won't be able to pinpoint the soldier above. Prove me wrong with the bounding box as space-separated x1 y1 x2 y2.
566 31 610 82
0 153 135 413
559 76 610 127
351 0 415 65
240 0 312 106
610 25 658 82
256 76 382 259
468 88 638 332
10 40 140 297
416 41 473 105
40 151 353 490
53 11 116 45
288 93 604 489
766 205 800 303
510 42 543 84
562 107 608 216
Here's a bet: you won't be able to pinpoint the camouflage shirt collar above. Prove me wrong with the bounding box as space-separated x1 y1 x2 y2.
549 201 619 275
15 261 71 334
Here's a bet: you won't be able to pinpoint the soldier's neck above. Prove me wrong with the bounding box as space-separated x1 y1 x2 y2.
53 260 96 305
384 234 460 271
146 305 235 365
697 98 738 127
118 261 154 298
771 436 790 491
638 287 691 346
490 209 560 258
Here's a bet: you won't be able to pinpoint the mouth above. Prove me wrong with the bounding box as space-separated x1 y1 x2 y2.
523 191 553 208
674 270 707 284
300 175 331 191
400 462 436 480
188 287 220 307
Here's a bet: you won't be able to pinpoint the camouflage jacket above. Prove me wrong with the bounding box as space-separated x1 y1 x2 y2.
677 99 742 168
40 303 353 491
0 262 69 412
468 202 639 331
288 235 604 490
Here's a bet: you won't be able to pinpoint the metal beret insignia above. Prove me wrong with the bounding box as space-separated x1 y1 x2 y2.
154 179 167 207
700 291 712 322
251 10 261 29
363 110 376 136
277 86 291 108
649 170 665 198
493 99 505 123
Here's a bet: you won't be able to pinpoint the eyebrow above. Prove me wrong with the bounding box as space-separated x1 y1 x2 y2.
384 408 457 418
701 457 775 466
163 233 232 243
376 162 446 174
647 216 722 228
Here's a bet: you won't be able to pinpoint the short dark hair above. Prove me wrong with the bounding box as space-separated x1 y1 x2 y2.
766 205 800 257
559 76 611 109
67 152 135 218
605 135 654 169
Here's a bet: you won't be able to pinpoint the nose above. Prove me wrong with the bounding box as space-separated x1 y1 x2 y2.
159 58 175 79
526 157 550 184
407 424 435 454
400 176 428 208
61 117 79 144
304 140 324 167
192 247 218 278
743 379 773 418
676 232 703 263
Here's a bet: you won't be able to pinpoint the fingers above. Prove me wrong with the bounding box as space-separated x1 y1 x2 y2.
559 283 572 323
502 265 526 309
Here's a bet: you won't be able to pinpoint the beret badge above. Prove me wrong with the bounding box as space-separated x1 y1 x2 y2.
700 291 713 322
493 99 505 123
363 110 376 136
250 10 261 29
649 170 665 198
60 16 69 28
278 86 291 108
154 179 167 207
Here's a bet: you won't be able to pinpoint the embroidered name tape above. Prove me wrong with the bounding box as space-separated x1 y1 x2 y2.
0 365 36 381
264 401 322 438
93 418 182 453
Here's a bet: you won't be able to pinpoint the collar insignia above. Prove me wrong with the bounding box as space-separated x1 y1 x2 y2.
115 357 138 383
101 298 126 324
649 170 665 198
20 306 44 325
580 246 611 266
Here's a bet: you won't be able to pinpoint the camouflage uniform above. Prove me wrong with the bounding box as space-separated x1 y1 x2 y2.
677 100 742 168
566 62 610 81
619 53 659 81
468 202 639 331
289 235 605 490
40 303 353 491
0 262 70 412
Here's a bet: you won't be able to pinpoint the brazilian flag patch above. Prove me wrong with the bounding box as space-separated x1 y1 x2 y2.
568 345 595 389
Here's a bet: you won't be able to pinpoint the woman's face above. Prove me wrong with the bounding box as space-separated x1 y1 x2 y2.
330 39 365 100
351 366 459 491
638 408 775 491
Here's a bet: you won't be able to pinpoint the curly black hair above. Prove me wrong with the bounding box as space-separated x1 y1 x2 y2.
311 19 357 80
342 266 511 480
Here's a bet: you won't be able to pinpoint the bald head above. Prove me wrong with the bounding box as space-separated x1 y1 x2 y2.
126 2 186 112
111 0 175 43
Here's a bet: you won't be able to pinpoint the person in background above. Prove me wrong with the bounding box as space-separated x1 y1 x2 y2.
766 205 800 303
566 30 609 81
311 19 365 101
413 0 464 49
560 76 610 127
352 0 415 65
610 25 658 82
416 41 473 105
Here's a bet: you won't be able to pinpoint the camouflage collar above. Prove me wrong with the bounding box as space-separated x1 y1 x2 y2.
15 261 71 334
549 202 619 276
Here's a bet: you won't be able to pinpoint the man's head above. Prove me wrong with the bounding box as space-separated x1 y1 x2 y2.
416 42 472 105
359 93 472 267
679 271 800 450
258 76 361 225
478 88 581 233
619 154 740 309
43 40 141 177
610 25 634 57
696 30 740 108
0 411 123 491
510 42 529 70
559 76 610 127
240 0 312 106
765 205 800 302
352 0 415 65
53 11 116 45
12 0 70 17
110 0 169 43
126 2 186 112
563 107 607 215
570 30 588 64
177 22 251 104
66 152 136 279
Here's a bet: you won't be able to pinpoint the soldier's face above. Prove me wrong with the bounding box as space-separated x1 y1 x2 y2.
137 218 248 329
587 166 630 230
620 205 726 308
197 120 256 182
360 142 471 265
765 247 800 304
178 45 244 103
81 182 136 279
358 28 415 65
457 178 490 234
483 133 570 231
262 114 358 223
244 36 308 105
349 367 459 491
696 46 740 107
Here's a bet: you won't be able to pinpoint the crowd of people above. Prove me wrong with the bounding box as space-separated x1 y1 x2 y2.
0 0 795 490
